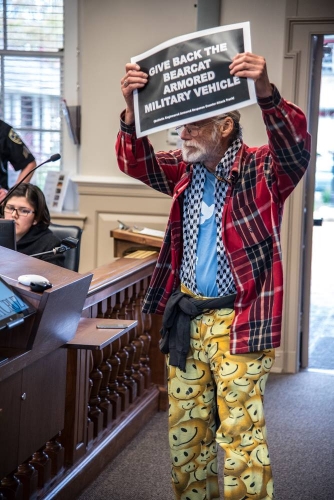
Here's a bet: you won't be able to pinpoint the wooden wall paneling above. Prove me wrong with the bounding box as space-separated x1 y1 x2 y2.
18 349 67 464
60 348 90 466
0 371 22 478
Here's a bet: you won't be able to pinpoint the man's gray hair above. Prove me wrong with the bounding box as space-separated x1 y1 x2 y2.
217 110 241 123
215 110 242 140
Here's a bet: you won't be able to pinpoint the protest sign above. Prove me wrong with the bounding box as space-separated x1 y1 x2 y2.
131 22 256 138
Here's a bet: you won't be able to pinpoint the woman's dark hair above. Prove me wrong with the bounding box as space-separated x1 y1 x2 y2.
4 183 51 226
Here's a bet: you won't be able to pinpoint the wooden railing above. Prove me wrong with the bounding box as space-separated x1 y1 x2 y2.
0 253 166 500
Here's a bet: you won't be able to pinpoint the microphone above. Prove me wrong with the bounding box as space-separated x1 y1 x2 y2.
31 236 79 258
0 154 61 207
49 153 61 162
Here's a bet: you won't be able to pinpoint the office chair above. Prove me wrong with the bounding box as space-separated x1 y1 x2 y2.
49 223 83 272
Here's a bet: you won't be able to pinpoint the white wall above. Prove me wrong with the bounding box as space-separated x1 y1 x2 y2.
79 0 197 178
75 0 334 180
219 0 287 147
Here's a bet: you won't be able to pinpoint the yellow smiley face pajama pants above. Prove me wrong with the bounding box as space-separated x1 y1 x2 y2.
167 307 275 500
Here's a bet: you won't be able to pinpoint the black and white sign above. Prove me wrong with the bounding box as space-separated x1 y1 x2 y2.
131 22 256 137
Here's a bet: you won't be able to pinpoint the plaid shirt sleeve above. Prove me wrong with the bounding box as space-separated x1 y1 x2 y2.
257 85 311 202
115 112 187 197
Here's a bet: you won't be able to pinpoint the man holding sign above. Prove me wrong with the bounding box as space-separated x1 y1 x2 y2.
128 22 257 136
116 51 310 500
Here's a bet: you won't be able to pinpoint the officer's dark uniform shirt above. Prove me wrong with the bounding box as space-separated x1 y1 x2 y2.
0 120 35 190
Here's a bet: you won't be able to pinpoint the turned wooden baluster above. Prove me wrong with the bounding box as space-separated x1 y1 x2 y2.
29 449 51 488
131 280 145 397
104 294 115 319
86 376 94 446
90 303 99 318
111 335 129 411
106 341 122 419
112 291 130 410
0 475 23 500
100 294 122 419
14 462 38 500
118 287 137 404
139 278 152 388
97 299 108 318
44 435 65 476
88 350 103 438
96 346 112 428
125 288 139 396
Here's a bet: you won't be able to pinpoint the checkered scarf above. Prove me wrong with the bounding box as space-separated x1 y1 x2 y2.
180 138 242 296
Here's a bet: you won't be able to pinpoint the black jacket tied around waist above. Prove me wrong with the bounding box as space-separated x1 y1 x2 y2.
160 289 236 372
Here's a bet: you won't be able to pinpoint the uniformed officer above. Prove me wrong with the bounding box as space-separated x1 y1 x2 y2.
0 119 36 201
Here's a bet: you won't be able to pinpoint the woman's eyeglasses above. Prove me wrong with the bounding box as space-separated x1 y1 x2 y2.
4 205 35 217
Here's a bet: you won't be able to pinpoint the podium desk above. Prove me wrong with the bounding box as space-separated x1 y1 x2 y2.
0 247 92 479
66 318 137 350
110 228 163 257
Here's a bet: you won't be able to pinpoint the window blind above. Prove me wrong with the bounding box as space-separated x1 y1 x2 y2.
0 0 64 187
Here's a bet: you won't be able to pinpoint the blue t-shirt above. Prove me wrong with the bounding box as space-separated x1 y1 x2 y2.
195 171 218 297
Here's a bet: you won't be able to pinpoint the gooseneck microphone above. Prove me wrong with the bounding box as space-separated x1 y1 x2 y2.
47 153 61 163
0 153 61 207
31 236 79 258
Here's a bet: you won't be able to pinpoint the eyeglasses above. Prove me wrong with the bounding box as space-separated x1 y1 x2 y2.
175 117 227 137
175 119 217 137
4 204 35 217
175 114 240 138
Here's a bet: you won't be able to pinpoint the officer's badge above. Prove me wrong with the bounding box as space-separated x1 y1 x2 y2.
8 128 23 145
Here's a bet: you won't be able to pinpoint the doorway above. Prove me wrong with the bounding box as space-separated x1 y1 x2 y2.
308 35 334 371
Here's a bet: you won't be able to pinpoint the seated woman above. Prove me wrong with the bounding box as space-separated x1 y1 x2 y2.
2 183 65 267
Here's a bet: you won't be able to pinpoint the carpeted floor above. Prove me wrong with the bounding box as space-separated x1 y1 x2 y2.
78 369 334 500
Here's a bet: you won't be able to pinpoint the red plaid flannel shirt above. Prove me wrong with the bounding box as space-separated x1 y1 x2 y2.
115 86 311 353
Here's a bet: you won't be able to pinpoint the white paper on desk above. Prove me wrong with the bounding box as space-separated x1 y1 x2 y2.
132 227 165 238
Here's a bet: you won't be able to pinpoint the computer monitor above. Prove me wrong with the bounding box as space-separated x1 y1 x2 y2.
0 219 16 250
0 276 36 331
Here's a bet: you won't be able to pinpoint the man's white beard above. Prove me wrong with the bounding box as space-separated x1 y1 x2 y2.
181 129 224 165
182 139 209 164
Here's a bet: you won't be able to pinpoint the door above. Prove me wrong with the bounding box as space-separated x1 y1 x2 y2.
280 19 334 373
302 35 334 371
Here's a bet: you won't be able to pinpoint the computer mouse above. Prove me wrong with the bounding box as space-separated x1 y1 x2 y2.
18 274 49 286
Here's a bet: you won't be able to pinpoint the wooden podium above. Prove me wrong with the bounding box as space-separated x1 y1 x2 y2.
110 228 163 257
0 247 92 479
